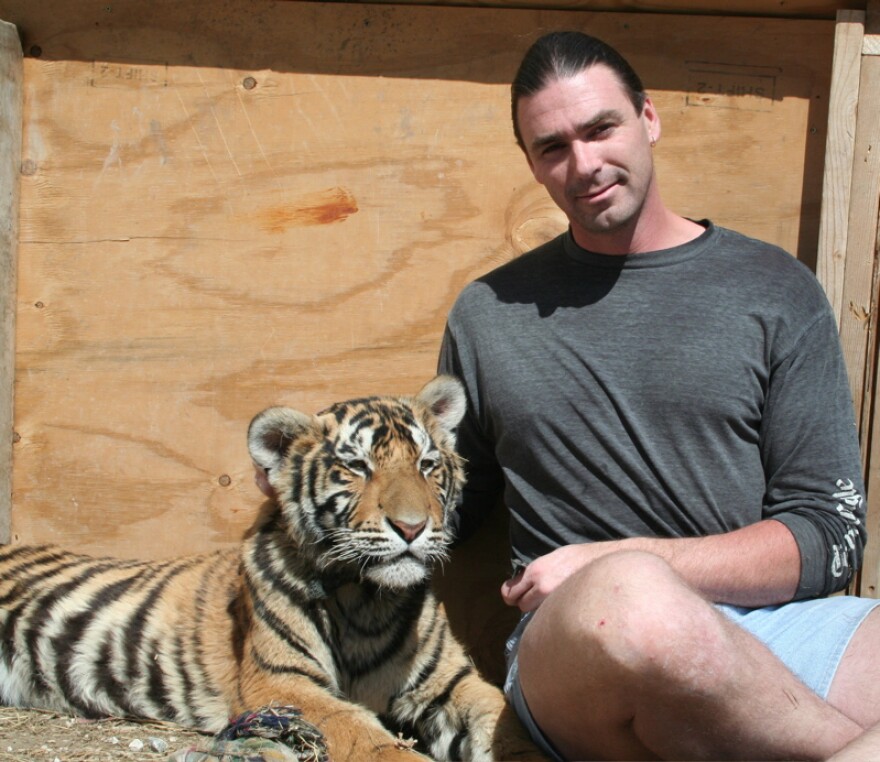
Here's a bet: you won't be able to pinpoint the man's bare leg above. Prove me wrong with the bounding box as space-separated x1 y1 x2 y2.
829 722 880 762
517 551 864 761
827 607 880 727
823 608 880 761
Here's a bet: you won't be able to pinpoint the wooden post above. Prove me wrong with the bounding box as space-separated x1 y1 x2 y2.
853 1 880 598
838 11 880 448
817 11 864 329
0 20 21 545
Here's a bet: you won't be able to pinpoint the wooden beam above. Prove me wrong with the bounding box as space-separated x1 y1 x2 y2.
838 14 880 442
318 0 863 20
854 0 880 597
0 20 21 546
817 10 865 327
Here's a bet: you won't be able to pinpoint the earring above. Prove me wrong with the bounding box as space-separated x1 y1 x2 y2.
650 135 657 148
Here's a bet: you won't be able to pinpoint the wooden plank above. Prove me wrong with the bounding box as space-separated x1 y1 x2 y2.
0 20 21 546
838 14 880 445
863 369 880 598
857 0 880 599
0 1 835 560
817 11 864 327
321 0 863 20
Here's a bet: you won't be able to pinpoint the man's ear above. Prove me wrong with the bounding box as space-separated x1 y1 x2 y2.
523 145 537 177
642 96 661 145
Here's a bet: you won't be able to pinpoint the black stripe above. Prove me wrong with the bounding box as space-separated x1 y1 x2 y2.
52 571 145 716
95 637 135 716
244 574 326 674
249 645 335 691
20 560 121 692
250 536 311 608
424 664 473 716
401 621 447 697
250 534 328 639
306 454 325 517
123 558 201 691
185 559 223 726
341 591 426 679
0 545 52 563
449 727 469 761
0 552 89 607
146 636 178 721
93 563 172 717
172 630 197 724
288 453 304 504
0 543 54 567
397 666 475 761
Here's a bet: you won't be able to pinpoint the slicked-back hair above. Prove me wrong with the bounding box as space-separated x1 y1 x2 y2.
511 31 647 152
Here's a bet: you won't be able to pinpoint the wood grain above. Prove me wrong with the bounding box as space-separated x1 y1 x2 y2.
0 20 21 545
838 43 880 445
851 1 880 599
817 11 864 328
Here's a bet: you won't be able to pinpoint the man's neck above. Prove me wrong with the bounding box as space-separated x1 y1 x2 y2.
571 203 705 256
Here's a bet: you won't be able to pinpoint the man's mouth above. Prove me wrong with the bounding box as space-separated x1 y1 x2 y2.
572 181 617 203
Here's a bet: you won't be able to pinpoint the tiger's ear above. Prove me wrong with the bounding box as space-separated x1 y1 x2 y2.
416 375 467 435
247 407 317 472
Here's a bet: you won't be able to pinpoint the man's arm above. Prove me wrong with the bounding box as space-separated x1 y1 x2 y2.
501 518 800 612
501 301 867 613
758 309 866 600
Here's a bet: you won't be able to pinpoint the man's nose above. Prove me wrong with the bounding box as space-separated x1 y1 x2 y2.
569 140 600 177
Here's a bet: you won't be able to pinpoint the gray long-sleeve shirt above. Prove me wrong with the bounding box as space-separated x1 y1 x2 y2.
439 222 866 600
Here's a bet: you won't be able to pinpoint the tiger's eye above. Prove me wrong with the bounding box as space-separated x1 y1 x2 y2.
420 457 439 474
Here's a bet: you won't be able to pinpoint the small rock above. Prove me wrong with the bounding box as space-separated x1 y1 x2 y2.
129 738 144 752
148 737 168 753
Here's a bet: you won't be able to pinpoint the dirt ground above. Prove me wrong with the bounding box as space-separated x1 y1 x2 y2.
0 707 208 762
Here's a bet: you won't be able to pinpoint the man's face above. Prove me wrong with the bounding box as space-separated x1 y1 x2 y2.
517 64 660 252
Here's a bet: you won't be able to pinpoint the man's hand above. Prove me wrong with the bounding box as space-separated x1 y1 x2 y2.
501 542 625 612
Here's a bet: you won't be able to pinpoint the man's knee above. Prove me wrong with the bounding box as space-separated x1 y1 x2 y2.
515 551 736 760
523 550 735 687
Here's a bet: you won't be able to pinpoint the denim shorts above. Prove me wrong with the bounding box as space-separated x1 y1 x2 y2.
504 595 880 761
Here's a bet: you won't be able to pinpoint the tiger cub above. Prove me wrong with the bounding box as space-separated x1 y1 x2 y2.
0 376 543 761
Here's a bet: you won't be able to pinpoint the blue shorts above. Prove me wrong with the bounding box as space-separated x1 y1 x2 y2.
504 596 880 761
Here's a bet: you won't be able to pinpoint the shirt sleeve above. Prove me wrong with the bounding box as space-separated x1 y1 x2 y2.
760 310 867 599
437 325 505 543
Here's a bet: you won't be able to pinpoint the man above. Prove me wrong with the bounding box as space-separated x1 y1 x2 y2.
438 31 880 760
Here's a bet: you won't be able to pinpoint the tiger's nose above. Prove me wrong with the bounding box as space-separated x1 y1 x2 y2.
389 518 427 543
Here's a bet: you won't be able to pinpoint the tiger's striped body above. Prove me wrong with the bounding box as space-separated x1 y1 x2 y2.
0 377 543 761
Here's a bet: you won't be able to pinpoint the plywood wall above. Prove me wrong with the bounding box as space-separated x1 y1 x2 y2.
0 0 835 560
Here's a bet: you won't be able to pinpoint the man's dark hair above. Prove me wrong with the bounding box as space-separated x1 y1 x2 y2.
511 31 647 151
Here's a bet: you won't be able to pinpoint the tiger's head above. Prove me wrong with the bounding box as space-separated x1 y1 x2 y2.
247 375 467 589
